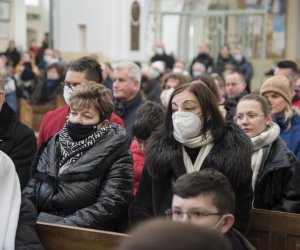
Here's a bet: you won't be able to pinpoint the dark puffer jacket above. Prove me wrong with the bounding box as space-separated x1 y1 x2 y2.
16 195 44 250
253 137 300 212
23 124 133 231
130 122 253 234
0 102 36 189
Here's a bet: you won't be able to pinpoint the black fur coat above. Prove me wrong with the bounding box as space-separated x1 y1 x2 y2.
130 122 253 234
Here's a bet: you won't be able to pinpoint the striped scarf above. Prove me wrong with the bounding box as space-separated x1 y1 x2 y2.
58 122 111 171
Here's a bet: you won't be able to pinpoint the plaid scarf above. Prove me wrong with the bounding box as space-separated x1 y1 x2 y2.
251 122 280 189
58 122 111 172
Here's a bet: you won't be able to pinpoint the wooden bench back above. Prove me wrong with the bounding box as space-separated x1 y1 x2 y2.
36 222 127 250
18 96 65 132
36 209 300 250
248 209 300 250
18 98 33 129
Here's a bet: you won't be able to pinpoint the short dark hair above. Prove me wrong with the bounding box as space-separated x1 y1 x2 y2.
173 169 235 214
132 101 165 140
161 73 189 89
47 62 65 78
165 81 225 140
190 73 219 101
211 73 226 88
68 56 103 83
277 60 298 75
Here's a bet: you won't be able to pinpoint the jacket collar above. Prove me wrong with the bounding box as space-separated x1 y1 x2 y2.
256 138 292 185
0 102 17 140
114 92 142 117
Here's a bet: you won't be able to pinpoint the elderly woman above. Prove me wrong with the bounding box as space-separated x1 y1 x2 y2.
236 94 300 212
23 82 133 231
130 81 253 234
260 75 300 160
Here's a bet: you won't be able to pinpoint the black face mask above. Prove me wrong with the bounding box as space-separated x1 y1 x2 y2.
66 121 99 142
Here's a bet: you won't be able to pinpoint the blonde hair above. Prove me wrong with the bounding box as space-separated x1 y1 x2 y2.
283 104 300 131
70 82 113 121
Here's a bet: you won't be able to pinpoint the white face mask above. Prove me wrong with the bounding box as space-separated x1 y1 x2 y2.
172 67 182 74
63 86 73 105
156 48 164 55
172 111 202 141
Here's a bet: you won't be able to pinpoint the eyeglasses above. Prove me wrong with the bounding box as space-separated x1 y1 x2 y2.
165 209 222 220
236 113 265 121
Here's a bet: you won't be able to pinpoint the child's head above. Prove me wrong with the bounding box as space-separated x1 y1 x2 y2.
170 169 235 234
132 101 164 151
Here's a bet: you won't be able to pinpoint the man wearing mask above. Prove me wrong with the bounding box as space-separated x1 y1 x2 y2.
113 61 144 139
233 46 253 92
37 56 124 147
191 62 206 78
150 42 175 70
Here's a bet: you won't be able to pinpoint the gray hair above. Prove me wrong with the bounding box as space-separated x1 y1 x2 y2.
114 61 141 86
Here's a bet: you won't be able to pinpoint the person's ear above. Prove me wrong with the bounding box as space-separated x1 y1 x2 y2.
0 90 5 100
220 214 235 235
133 80 140 90
266 113 273 126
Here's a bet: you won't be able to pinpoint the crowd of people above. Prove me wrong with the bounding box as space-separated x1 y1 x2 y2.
1 37 300 249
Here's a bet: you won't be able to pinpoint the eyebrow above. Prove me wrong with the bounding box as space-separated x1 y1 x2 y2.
64 81 82 85
172 100 198 105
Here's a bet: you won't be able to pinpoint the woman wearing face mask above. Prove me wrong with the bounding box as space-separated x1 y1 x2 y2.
23 82 133 232
236 94 300 212
260 75 300 160
130 81 253 234
30 62 65 105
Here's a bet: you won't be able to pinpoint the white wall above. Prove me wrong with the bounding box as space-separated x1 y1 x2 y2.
12 0 26 51
53 0 150 63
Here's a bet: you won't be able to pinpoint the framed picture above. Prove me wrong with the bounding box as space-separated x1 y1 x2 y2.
0 1 10 22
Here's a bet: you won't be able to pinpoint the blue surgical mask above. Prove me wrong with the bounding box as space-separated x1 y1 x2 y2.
233 54 242 62
43 55 52 64
192 71 201 78
152 69 160 79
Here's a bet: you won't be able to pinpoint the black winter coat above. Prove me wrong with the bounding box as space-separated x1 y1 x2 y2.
23 124 133 231
114 93 144 140
0 102 36 189
130 122 253 234
16 195 44 250
253 137 300 212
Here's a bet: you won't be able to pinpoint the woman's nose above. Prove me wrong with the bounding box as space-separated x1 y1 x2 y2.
74 115 83 124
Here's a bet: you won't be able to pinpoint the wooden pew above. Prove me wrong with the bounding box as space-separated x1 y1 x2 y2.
18 96 66 132
248 209 300 250
36 209 300 250
36 222 127 250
